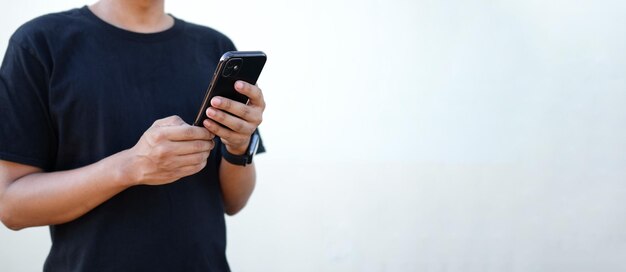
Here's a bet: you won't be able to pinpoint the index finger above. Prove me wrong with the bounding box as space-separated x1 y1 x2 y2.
235 81 265 108
159 124 215 141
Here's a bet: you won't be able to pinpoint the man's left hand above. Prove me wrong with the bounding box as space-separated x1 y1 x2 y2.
203 80 265 155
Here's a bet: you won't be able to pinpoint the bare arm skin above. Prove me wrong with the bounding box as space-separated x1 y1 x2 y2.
219 160 257 216
203 81 265 215
0 0 264 229
0 80 266 229
0 116 215 230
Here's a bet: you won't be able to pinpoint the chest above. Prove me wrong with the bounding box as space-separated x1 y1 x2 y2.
45 37 219 165
52 40 215 122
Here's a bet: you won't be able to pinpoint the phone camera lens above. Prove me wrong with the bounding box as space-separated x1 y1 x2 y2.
222 58 243 77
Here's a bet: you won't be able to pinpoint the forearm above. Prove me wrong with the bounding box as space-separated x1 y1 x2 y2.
0 116 215 230
219 158 256 215
0 150 133 230
202 80 265 215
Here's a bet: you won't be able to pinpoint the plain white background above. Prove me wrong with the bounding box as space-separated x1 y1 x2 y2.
1 0 625 271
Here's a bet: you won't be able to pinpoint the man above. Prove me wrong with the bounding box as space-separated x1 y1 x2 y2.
0 0 265 271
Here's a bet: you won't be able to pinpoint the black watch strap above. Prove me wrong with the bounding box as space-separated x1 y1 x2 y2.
221 133 260 166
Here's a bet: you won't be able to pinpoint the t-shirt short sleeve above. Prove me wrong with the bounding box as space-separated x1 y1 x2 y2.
256 129 266 154
0 39 56 170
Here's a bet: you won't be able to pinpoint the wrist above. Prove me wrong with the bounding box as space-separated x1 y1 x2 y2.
220 133 260 166
109 149 143 187
224 144 247 156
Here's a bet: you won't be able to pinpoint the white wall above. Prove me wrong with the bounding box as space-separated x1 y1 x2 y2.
1 0 625 271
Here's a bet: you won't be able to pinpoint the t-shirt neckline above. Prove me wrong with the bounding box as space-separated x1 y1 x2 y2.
79 5 185 42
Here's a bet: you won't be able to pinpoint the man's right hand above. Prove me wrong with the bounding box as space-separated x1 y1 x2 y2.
0 115 215 230
125 115 215 186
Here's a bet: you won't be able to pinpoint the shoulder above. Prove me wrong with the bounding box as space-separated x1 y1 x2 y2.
8 7 93 68
10 8 85 47
179 20 236 51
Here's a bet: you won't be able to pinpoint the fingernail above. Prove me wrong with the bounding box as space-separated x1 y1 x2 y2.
235 81 244 89
206 108 216 117
212 97 222 106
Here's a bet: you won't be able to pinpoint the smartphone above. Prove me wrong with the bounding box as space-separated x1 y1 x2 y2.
193 51 267 127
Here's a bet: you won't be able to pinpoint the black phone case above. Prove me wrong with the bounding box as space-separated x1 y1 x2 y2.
193 51 267 126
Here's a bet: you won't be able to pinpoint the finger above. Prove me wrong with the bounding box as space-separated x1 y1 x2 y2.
202 118 248 146
234 81 265 108
172 151 211 168
210 97 261 124
175 159 209 177
153 115 186 127
171 140 215 156
203 119 252 154
159 124 215 141
148 140 213 162
205 107 255 135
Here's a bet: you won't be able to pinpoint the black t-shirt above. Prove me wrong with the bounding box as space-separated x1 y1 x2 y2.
0 6 263 272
